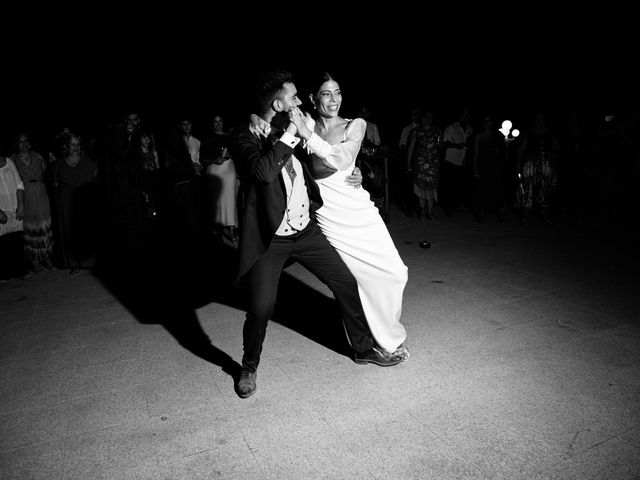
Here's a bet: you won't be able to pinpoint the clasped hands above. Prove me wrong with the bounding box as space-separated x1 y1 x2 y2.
249 108 314 141
286 107 315 140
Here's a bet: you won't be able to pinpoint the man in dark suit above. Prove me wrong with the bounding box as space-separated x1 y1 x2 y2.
229 71 402 398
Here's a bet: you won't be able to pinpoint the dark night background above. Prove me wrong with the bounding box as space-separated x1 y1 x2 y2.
3 11 638 150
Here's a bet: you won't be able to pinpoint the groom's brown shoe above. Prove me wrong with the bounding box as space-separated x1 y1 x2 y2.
236 369 257 398
354 347 403 366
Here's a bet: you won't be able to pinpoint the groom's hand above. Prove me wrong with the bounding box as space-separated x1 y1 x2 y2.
345 167 362 188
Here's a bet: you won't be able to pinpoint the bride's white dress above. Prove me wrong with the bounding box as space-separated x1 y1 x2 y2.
306 118 407 353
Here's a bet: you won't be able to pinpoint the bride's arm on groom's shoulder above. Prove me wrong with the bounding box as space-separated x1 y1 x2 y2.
248 114 270 138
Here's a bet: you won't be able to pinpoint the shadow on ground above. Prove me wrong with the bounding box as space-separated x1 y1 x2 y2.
91 234 355 381
272 272 353 357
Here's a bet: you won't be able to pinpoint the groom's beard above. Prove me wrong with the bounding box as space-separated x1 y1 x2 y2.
271 111 290 131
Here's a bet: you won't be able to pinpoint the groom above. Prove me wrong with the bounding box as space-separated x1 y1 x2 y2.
229 70 402 398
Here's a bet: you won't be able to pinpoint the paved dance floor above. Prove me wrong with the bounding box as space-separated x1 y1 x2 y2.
1 205 639 479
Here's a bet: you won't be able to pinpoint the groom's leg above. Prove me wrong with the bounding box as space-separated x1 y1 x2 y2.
242 237 290 372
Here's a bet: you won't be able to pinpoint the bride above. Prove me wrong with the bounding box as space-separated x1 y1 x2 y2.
288 72 409 361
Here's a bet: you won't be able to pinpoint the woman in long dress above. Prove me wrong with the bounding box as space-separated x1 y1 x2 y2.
11 133 55 273
53 133 99 274
200 114 238 244
406 110 441 220
516 113 559 224
292 72 409 360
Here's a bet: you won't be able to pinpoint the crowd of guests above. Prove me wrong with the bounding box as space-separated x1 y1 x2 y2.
2 104 638 283
393 107 639 226
0 110 240 282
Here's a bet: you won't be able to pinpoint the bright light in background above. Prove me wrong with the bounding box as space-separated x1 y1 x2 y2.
499 119 518 142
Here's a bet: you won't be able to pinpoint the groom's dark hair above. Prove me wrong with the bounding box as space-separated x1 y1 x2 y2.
254 70 294 114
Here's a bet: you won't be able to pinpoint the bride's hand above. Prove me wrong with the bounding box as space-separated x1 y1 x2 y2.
249 114 270 138
303 111 315 132
288 107 313 140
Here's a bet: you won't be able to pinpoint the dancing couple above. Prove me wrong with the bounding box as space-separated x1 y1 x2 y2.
229 70 409 398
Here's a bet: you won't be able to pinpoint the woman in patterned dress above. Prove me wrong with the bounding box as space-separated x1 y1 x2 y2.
406 111 442 220
11 133 55 273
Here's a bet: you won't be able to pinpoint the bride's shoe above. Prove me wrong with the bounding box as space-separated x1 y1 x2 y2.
393 343 410 362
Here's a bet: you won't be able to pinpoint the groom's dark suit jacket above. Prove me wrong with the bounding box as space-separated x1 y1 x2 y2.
229 125 323 281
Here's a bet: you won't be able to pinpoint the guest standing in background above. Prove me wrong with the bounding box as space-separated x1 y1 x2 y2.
165 116 202 242
440 108 473 216
358 106 382 148
0 152 27 281
472 115 507 222
11 133 55 273
397 107 422 217
516 112 559 224
137 129 163 238
557 112 595 223
357 106 387 220
200 113 238 245
53 133 100 275
103 111 148 259
406 111 441 220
